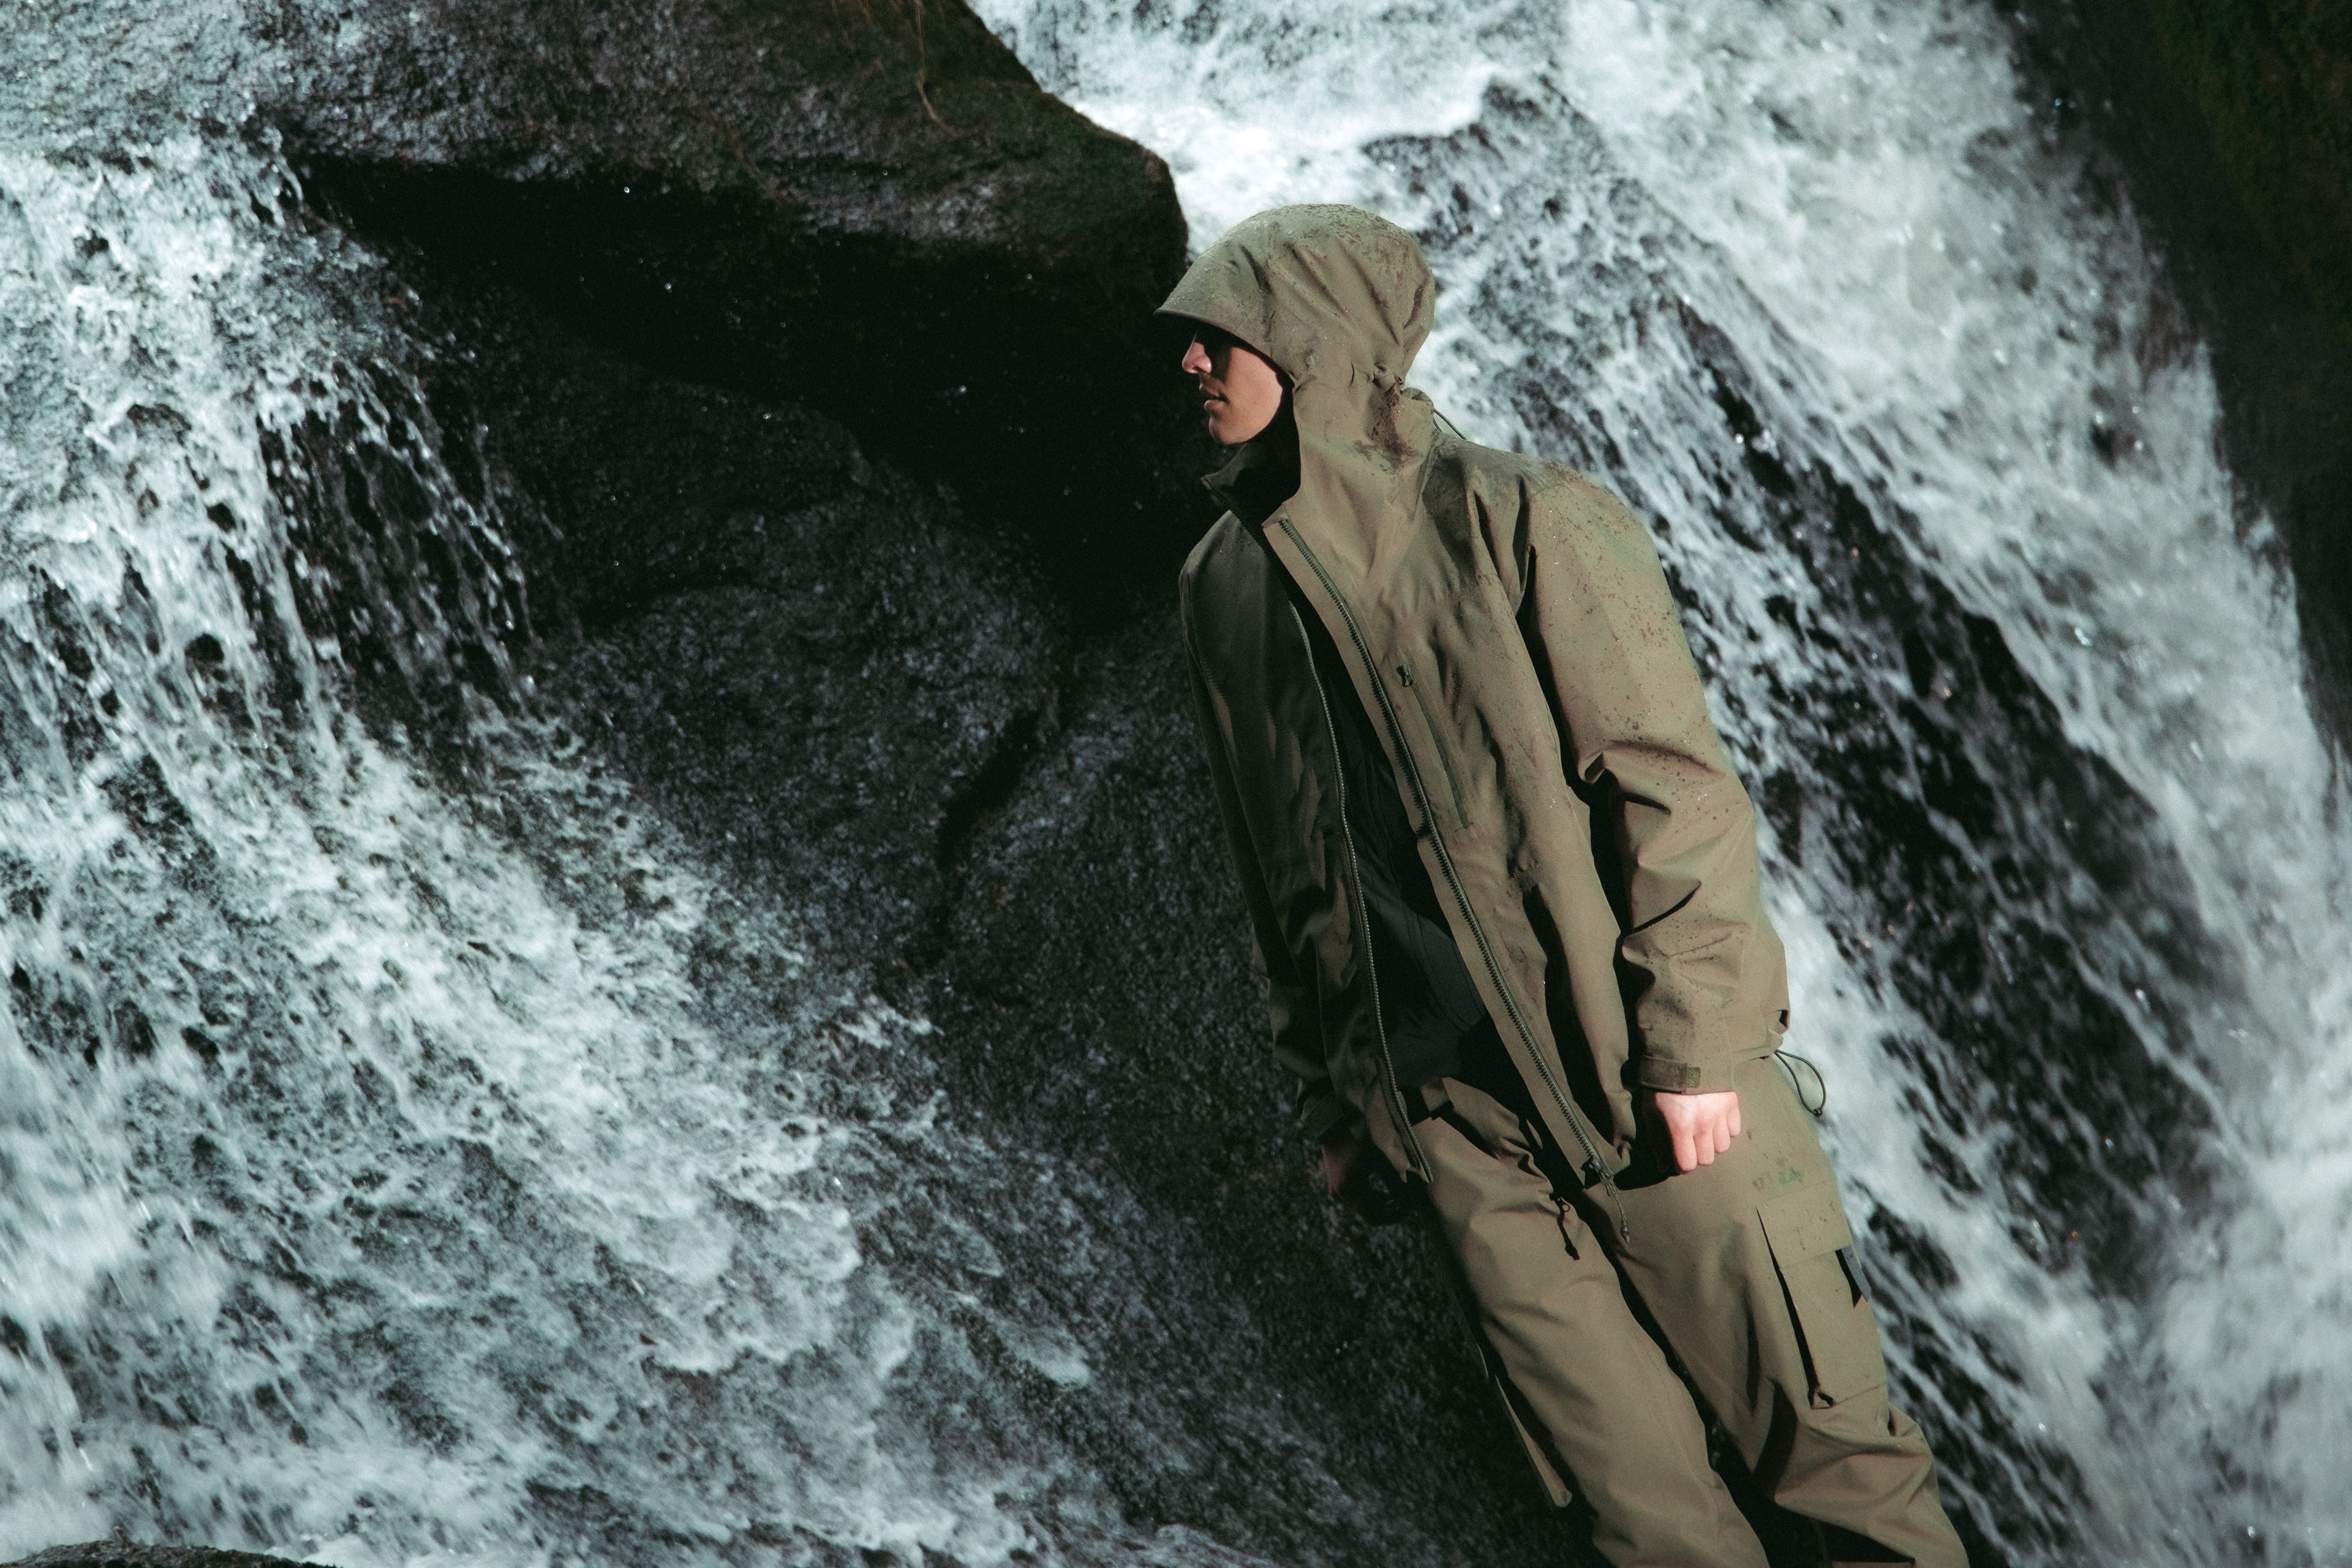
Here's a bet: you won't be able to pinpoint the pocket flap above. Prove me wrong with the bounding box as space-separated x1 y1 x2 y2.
1758 1180 1854 1265
1757 1182 1880 1407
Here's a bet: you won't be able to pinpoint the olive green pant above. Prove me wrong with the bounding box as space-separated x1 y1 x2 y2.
1417 1054 1966 1568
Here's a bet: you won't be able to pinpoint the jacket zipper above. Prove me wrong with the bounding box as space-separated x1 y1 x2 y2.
1396 663 1469 829
1288 601 1430 1183
1281 520 1630 1241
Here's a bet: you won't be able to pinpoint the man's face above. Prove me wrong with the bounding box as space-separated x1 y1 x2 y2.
1181 326 1286 445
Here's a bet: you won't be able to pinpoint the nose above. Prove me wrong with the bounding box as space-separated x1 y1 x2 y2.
1180 337 1211 376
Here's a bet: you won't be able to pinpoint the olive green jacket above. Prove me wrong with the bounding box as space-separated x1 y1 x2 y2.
1167 206 1789 1190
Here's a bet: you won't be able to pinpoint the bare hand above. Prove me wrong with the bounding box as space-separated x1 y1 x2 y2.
1646 1089 1742 1174
1319 1128 1409 1223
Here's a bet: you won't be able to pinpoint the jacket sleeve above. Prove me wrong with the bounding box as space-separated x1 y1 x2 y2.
1512 472 1789 1094
1183 635 1352 1142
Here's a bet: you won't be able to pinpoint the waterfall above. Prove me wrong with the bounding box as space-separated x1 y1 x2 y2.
6 1 2347 1565
971 0 2352 1560
0 18 1171 1568
983 0 2352 1561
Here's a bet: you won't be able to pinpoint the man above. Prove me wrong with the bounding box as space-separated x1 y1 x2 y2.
1168 204 1967 1568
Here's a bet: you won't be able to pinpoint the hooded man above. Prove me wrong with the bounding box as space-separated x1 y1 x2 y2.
1167 204 1967 1568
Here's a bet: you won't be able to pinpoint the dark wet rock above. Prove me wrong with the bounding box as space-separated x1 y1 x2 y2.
6 1547 307 1568
444 274 1063 967
2006 0 2352 737
276 0 1207 612
103 4 2194 1564
360 188 1621 1568
2144 0 2352 344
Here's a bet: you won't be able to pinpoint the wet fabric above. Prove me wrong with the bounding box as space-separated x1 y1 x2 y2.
1247 520 1494 1093
1420 1057 1966 1568
1201 412 1492 1099
1172 204 1793 1189
1167 204 1964 1556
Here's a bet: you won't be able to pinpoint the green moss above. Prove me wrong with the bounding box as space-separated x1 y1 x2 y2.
2148 0 2352 342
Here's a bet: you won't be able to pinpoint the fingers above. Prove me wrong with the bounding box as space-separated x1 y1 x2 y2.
1681 1115 1724 1169
1653 1090 1743 1172
1692 1101 1735 1167
1322 1136 1378 1215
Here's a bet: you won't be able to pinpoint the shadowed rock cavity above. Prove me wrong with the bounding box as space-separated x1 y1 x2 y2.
442 286 1069 970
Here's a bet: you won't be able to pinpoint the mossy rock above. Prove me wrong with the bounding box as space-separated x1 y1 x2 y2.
2148 0 2352 342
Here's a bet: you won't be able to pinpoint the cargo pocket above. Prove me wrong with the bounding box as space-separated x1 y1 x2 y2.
1758 1183 1886 1408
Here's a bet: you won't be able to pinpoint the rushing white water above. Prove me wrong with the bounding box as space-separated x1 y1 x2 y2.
0 28 1290 1568
973 0 2352 1561
9 1 2350 1565
0 130 1109 1567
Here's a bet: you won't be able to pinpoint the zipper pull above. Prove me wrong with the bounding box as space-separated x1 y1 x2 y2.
1396 663 1413 687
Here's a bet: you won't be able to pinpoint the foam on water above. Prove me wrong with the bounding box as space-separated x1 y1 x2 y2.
10 0 2351 1562
0 59 1272 1568
975 0 2352 1559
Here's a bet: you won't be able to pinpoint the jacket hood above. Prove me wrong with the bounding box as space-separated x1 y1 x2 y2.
1159 203 1434 393
1161 206 1443 562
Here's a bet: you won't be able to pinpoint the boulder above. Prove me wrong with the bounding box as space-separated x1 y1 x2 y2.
2007 0 2352 737
256 15 1605 1544
276 0 1207 608
6 1547 306 1568
2145 0 2352 345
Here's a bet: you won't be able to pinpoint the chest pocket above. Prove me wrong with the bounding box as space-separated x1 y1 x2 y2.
1395 660 1469 831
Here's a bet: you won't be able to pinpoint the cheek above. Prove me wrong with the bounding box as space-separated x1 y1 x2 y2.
1241 363 1285 420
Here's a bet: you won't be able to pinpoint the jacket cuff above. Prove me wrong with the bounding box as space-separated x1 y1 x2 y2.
1635 1056 1740 1094
1298 1087 1354 1144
